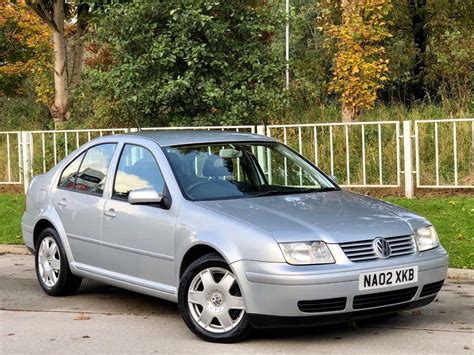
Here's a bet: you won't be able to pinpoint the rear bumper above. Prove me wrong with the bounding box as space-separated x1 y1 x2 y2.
21 212 35 252
231 247 448 321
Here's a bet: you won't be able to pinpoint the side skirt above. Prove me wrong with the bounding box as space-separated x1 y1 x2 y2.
72 263 178 303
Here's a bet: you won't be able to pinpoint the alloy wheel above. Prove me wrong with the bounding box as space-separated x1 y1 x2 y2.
37 236 61 288
188 267 245 333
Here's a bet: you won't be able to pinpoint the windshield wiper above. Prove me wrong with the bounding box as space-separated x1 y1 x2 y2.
275 187 337 194
314 187 338 192
249 189 285 197
249 186 338 197
292 186 338 193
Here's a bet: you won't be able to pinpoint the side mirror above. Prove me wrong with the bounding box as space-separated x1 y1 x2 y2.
128 188 163 205
329 175 339 184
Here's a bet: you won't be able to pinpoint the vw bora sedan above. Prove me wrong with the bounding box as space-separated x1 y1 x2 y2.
22 130 448 342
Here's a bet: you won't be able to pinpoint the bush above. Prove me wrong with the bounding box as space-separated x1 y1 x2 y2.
85 0 286 127
0 96 50 130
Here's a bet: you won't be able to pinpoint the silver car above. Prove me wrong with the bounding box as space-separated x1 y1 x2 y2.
22 130 448 342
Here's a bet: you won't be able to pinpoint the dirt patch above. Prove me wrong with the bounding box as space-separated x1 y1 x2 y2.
0 185 23 194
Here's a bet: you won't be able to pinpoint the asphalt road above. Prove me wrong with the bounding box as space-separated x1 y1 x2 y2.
1 254 473 354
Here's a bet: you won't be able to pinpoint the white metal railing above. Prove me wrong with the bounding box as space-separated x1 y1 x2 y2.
0 131 22 185
0 125 255 191
415 118 474 188
29 128 129 176
25 126 254 180
266 121 401 188
29 128 129 175
1 121 472 196
142 125 255 133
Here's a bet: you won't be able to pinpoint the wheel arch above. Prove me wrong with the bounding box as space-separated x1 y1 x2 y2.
32 206 75 266
179 243 225 278
33 219 55 248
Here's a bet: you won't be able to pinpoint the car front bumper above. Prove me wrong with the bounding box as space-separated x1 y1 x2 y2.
231 246 448 327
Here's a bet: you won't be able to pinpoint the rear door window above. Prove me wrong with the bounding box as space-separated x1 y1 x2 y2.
74 143 117 195
58 152 85 190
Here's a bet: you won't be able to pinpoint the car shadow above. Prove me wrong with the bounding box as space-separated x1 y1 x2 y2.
251 313 402 341
77 279 406 342
49 279 473 343
70 278 179 316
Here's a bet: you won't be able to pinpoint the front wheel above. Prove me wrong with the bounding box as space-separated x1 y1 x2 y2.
178 253 250 342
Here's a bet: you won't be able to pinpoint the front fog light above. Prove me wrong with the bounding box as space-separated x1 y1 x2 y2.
279 241 335 265
415 226 439 251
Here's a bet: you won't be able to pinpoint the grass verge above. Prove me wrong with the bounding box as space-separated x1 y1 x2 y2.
0 194 25 245
0 193 472 268
385 197 473 269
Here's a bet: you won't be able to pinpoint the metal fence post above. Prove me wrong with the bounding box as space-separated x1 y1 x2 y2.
21 131 32 193
256 125 266 136
403 121 414 198
256 125 267 173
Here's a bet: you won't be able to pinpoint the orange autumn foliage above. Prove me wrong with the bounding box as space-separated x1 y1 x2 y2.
0 0 52 102
320 0 392 120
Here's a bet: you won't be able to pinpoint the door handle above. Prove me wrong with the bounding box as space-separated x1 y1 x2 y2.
104 208 116 218
57 198 67 207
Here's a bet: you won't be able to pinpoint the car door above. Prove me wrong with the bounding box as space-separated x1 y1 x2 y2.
54 143 117 269
100 142 176 291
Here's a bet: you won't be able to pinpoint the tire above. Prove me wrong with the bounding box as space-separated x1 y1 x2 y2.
178 253 250 343
35 227 82 296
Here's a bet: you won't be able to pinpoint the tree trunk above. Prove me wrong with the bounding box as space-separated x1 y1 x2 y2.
69 3 89 91
341 101 354 122
26 0 90 128
50 0 69 129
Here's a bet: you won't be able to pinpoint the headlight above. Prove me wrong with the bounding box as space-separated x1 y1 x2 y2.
415 226 439 251
279 241 335 265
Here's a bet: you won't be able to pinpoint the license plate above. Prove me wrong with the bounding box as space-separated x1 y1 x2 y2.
359 266 418 291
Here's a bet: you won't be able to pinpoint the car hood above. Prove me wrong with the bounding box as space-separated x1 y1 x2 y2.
196 191 428 243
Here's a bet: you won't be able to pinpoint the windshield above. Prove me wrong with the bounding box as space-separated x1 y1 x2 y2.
164 142 338 201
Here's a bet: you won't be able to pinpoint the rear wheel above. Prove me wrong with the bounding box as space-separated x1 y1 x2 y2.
35 227 82 296
178 253 250 342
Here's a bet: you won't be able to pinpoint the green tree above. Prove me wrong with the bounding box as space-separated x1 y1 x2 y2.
406 0 428 101
384 0 473 106
86 0 284 127
287 1 333 107
423 0 473 110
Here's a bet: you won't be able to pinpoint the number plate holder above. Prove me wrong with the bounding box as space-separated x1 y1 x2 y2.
359 266 418 291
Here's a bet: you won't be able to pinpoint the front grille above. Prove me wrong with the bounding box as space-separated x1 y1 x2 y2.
340 235 416 262
420 280 444 297
298 297 347 313
353 287 418 309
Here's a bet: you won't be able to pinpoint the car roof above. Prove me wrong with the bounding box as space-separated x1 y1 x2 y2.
122 130 276 147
